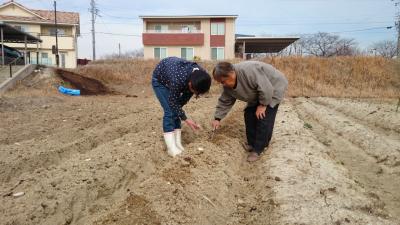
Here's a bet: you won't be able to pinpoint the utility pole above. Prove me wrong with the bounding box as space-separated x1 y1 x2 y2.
118 43 121 58
90 0 97 60
393 0 400 58
397 4 400 58
54 0 59 67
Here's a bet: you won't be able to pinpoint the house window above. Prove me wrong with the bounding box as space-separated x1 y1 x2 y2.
154 47 167 59
211 47 224 60
211 23 224 35
181 48 194 60
181 25 195 33
41 52 52 65
49 28 65 36
155 25 168 33
14 25 28 32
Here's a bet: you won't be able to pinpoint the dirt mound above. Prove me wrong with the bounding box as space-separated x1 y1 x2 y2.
55 69 110 95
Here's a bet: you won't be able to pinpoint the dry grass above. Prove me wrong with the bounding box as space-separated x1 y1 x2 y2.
72 57 400 98
264 56 400 98
74 59 159 85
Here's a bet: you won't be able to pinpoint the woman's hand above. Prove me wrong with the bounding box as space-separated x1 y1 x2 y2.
256 105 267 119
211 120 221 130
185 119 201 131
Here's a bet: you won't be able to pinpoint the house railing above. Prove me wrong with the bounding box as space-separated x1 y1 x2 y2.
0 56 24 78
144 29 203 34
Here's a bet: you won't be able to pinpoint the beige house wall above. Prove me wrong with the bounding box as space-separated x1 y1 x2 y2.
5 22 41 33
35 50 76 68
0 4 35 17
199 19 211 60
225 18 236 59
41 25 73 36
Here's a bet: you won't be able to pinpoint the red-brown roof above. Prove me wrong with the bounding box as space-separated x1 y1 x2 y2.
0 1 79 25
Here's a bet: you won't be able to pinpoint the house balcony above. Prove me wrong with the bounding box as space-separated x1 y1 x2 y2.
39 35 75 50
143 30 204 46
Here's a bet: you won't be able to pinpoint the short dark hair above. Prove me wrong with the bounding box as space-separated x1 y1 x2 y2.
190 70 212 94
212 62 234 80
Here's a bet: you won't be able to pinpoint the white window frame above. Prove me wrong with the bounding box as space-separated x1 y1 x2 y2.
180 47 194 60
181 25 196 33
14 25 29 32
154 47 168 59
211 23 225 35
41 52 52 65
49 28 66 36
155 24 168 33
211 47 225 60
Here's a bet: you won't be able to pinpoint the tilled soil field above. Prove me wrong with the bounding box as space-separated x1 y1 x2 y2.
0 71 399 225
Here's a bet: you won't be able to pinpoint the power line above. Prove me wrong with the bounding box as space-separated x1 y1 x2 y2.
96 22 142 25
79 32 141 37
283 26 395 36
237 21 394 26
331 26 394 34
98 11 140 20
95 32 141 37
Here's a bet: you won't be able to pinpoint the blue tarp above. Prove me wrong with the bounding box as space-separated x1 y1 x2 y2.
58 86 80 96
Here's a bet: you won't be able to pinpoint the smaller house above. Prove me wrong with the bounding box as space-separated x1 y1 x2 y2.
0 0 80 68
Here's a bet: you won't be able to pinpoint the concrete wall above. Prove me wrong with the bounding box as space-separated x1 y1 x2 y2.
0 64 36 94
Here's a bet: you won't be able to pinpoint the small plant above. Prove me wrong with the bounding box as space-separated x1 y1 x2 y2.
304 122 313 129
60 80 72 87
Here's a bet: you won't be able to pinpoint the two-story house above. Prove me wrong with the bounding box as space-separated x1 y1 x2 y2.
141 15 300 61
0 1 79 68
140 15 237 61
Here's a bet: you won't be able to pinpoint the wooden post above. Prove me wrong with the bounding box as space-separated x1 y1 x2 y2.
1 27 4 66
24 35 27 65
36 40 39 65
242 41 246 60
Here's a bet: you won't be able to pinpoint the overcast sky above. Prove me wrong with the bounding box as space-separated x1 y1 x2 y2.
15 0 398 59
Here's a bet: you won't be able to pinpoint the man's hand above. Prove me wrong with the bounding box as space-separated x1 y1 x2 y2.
256 105 267 119
185 119 201 131
212 120 221 130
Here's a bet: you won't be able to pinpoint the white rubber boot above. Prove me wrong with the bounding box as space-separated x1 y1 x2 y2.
163 132 182 157
174 129 185 152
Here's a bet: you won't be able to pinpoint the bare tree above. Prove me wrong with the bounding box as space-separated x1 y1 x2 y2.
370 40 397 58
303 32 340 57
279 35 308 56
101 48 144 59
124 48 144 58
300 32 359 57
335 38 359 56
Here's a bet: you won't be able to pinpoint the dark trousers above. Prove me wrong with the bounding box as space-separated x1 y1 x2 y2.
244 104 279 154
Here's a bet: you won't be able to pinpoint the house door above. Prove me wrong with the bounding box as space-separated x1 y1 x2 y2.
61 53 66 68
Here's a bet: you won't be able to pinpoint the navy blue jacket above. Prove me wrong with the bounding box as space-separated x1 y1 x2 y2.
152 57 201 120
